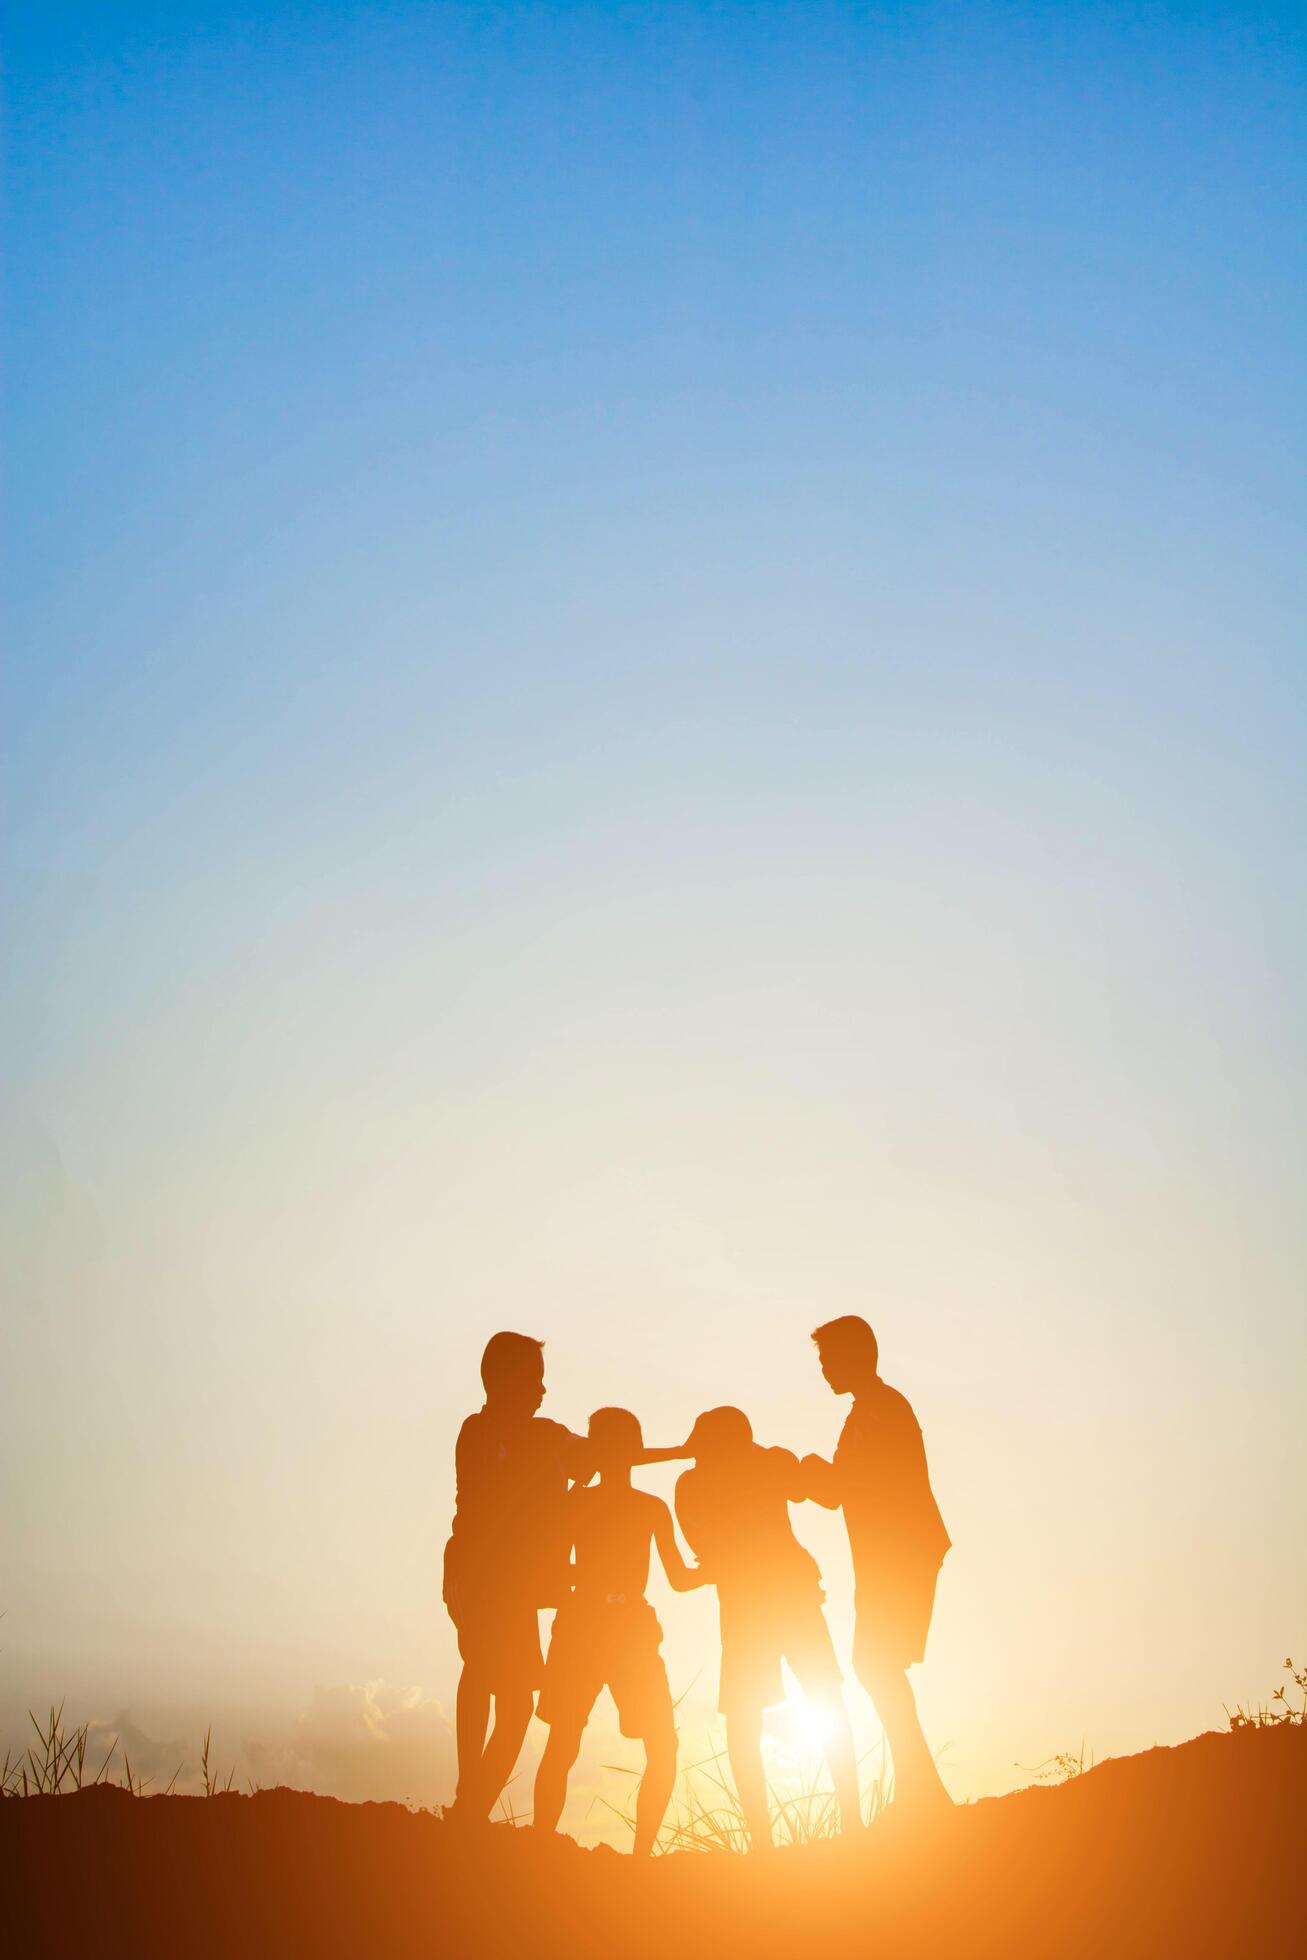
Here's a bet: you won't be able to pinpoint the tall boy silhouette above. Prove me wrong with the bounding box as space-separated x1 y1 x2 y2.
802 1315 951 1811
443 1332 581 1822
675 1406 860 1851
443 1333 687 1823
533 1407 703 1856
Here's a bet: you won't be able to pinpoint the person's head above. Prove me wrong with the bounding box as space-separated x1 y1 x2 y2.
480 1331 546 1413
811 1315 879 1394
588 1406 643 1474
685 1405 754 1466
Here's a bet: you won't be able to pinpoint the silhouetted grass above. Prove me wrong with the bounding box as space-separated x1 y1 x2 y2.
1009 1657 1307 1794
1 1707 234 1801
597 1736 892 1855
1226 1657 1305 1732
7 1657 1301 1828
0 1704 123 1799
1015 1740 1094 1784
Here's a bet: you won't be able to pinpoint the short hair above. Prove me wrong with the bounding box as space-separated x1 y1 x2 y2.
588 1406 644 1455
687 1405 754 1453
480 1330 545 1392
811 1315 878 1370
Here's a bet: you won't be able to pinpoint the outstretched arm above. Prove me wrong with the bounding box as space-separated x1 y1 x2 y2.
636 1441 694 1466
652 1501 705 1592
798 1452 841 1508
561 1430 690 1487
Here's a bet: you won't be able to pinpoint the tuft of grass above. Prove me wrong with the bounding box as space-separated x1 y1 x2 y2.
597 1736 893 1856
0 1704 121 1799
1015 1741 1094 1785
1226 1657 1306 1732
1 1708 238 1801
1014 1656 1307 1793
200 1725 238 1796
494 1772 529 1828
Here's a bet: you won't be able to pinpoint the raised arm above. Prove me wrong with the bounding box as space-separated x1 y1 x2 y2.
651 1499 704 1593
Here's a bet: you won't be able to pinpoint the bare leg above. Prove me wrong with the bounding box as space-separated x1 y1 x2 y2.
859 1662 949 1810
453 1666 491 1810
533 1723 582 1836
633 1718 677 1858
475 1690 535 1819
724 1708 771 1851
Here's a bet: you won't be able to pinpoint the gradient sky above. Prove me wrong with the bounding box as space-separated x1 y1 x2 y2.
3 1 1304 1832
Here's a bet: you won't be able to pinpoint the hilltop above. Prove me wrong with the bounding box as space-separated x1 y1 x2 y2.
5 1720 1303 1956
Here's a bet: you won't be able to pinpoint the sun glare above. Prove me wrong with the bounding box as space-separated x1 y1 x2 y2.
790 1696 835 1752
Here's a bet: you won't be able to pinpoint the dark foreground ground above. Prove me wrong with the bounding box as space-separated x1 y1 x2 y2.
4 1721 1303 1957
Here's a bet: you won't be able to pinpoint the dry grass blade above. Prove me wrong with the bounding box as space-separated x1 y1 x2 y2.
597 1730 894 1855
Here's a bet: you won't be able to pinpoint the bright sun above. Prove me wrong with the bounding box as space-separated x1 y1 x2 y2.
790 1696 835 1751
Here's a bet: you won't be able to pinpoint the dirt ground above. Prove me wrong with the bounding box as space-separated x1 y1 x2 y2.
5 1720 1303 1957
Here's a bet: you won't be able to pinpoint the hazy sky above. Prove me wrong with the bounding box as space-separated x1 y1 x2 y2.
3 2 1304 1832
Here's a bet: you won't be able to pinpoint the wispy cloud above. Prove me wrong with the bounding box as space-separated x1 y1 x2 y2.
248 1681 456 1807
83 1712 189 1792
1 1683 456 1808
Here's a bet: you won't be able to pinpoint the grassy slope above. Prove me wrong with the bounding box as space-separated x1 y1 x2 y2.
5 1721 1303 1957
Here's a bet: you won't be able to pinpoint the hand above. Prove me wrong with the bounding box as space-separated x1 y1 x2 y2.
799 1452 835 1499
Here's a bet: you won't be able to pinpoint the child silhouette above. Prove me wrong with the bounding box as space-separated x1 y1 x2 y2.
675 1406 860 1851
533 1407 704 1856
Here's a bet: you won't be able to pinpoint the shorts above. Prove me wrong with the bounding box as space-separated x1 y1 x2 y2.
853 1562 940 1675
717 1587 842 1716
537 1597 674 1740
444 1541 543 1693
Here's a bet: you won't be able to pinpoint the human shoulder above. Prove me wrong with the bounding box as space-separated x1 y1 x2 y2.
877 1381 923 1434
533 1415 579 1445
841 1381 920 1432
757 1444 801 1495
455 1409 492 1461
532 1415 589 1467
762 1444 800 1475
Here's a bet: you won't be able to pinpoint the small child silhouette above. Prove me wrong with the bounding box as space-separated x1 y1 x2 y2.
533 1407 704 1856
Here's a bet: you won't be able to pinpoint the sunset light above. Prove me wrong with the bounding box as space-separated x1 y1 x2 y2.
4 2 1303 1954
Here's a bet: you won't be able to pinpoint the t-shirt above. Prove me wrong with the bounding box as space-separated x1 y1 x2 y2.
834 1380 950 1583
445 1409 589 1607
676 1445 821 1608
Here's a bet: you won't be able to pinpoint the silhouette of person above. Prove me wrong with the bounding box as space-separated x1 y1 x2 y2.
801 1315 951 1812
443 1333 689 1826
443 1332 583 1824
533 1407 704 1856
675 1407 861 1852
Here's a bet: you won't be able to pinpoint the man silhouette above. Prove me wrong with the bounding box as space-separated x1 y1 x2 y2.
443 1332 582 1824
675 1406 860 1852
801 1315 951 1812
533 1407 704 1856
444 1334 688 1825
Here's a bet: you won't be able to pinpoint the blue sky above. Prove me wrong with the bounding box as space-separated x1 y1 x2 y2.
3 1 1304 1826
